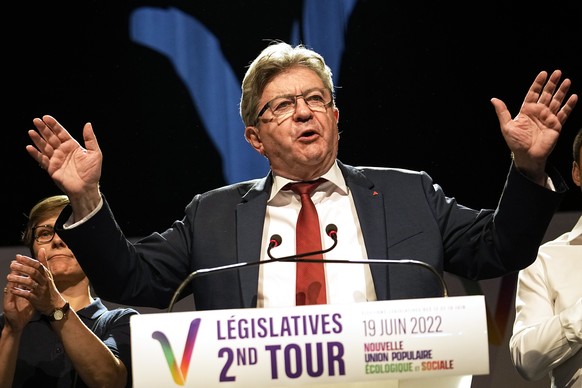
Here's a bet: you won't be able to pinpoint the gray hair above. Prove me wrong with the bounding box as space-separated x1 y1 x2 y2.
239 41 335 127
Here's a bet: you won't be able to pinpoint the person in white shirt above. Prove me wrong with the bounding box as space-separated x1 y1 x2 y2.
510 127 582 388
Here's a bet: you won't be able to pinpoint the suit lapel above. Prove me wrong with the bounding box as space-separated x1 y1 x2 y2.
339 162 390 300
236 175 271 307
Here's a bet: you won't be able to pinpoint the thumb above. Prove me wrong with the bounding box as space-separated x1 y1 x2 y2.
490 97 511 127
37 248 48 267
82 122 101 153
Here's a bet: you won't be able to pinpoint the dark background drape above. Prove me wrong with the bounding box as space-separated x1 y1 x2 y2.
3 1 581 246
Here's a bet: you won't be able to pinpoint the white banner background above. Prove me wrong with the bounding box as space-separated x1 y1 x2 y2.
131 295 488 387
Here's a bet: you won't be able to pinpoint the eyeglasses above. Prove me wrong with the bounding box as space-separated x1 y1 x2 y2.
32 224 56 244
256 88 333 124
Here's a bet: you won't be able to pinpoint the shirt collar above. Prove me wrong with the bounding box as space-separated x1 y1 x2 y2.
269 160 348 201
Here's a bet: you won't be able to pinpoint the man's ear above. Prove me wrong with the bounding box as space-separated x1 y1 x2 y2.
573 161 581 187
245 126 265 156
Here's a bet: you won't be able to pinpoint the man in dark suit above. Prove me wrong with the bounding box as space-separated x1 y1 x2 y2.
25 42 578 311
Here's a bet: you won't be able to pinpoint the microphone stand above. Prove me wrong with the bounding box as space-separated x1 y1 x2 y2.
167 237 339 312
167 235 448 311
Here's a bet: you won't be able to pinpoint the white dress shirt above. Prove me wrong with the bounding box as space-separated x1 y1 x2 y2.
258 161 378 307
510 215 582 388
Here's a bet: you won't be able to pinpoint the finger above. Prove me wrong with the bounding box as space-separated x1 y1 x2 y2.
27 128 49 158
522 70 549 105
10 255 41 277
537 70 561 106
7 269 34 291
12 255 44 284
25 141 42 162
15 254 40 267
4 279 20 297
32 117 55 142
42 115 76 145
11 257 34 277
547 77 571 114
557 94 579 125
28 280 39 292
28 119 56 162
34 116 65 152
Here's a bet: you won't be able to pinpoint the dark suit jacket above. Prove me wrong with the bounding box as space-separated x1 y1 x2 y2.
56 161 567 310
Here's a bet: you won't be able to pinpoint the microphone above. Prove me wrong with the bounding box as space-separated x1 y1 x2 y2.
269 234 282 249
265 222 446 298
168 225 339 311
266 223 338 261
167 224 448 311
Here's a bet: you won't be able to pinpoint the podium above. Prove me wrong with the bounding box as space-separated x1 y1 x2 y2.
130 295 488 387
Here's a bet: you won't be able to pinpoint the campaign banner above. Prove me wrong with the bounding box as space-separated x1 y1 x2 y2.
131 295 488 387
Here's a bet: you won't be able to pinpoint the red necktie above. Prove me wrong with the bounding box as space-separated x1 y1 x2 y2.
286 178 327 305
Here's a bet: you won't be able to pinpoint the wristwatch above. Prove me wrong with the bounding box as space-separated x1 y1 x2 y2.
45 302 70 321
